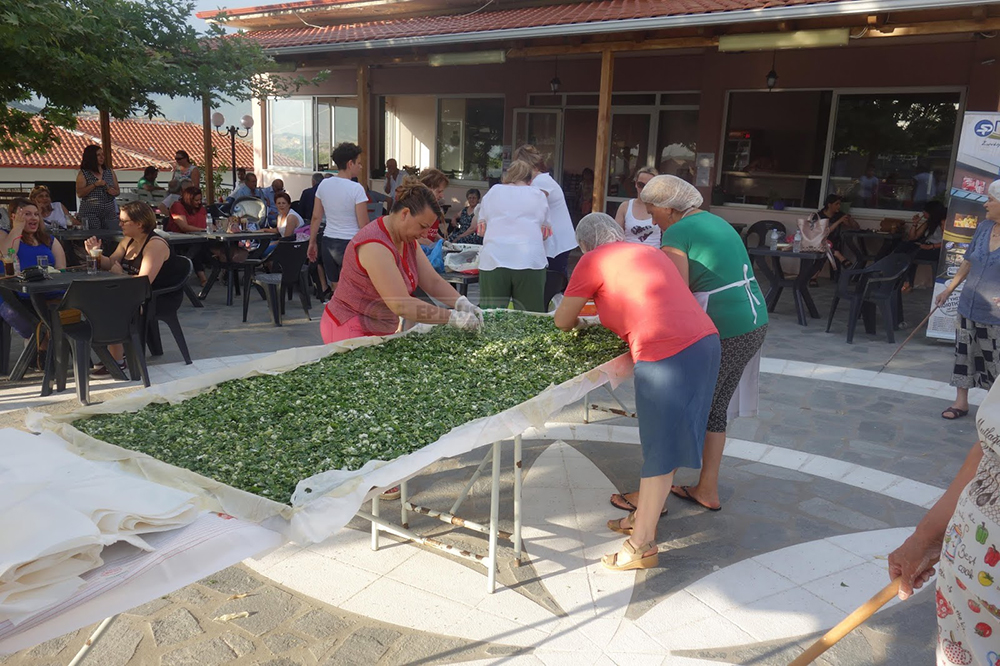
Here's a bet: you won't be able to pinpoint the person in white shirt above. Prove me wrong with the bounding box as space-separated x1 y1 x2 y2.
307 142 369 290
613 166 661 247
512 144 578 276
30 185 79 229
477 160 552 312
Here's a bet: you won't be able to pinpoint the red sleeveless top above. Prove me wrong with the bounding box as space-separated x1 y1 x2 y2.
325 217 419 335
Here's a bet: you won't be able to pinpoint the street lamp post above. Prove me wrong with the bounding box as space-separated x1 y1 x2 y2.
211 112 254 191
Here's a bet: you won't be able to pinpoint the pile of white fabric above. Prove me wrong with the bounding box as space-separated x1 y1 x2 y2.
0 430 199 625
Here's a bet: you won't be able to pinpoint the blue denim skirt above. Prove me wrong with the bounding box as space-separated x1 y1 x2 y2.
634 334 721 478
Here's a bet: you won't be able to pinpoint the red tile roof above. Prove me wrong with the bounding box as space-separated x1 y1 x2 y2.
236 0 845 50
0 116 259 173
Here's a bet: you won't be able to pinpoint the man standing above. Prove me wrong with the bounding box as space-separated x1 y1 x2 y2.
307 143 369 292
383 158 403 212
299 172 324 224
263 178 284 226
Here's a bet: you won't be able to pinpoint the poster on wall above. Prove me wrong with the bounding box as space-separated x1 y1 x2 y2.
927 112 1000 340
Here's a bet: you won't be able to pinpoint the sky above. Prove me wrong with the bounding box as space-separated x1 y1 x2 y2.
149 0 254 124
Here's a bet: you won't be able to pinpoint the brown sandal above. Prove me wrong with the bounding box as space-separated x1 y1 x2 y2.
601 538 658 571
607 510 635 535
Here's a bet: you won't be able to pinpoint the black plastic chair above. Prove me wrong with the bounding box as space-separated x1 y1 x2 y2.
745 220 786 248
242 239 311 326
145 255 193 364
53 277 150 405
0 319 10 377
825 253 912 344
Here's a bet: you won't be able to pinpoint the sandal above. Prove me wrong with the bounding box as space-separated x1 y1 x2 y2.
670 485 722 512
941 407 969 420
609 493 668 516
601 538 658 571
607 511 635 535
379 485 401 500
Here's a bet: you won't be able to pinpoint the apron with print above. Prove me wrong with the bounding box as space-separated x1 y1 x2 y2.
693 263 763 421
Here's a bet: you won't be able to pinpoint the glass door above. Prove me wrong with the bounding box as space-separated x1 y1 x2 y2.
512 108 564 182
605 108 655 215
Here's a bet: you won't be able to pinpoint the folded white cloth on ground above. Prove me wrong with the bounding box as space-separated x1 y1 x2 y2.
0 430 200 624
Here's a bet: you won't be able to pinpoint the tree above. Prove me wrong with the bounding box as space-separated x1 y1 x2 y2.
0 0 324 153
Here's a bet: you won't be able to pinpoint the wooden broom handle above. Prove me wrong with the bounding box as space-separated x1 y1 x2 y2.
788 578 901 666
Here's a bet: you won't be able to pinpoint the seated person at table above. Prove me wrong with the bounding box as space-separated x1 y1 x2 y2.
261 192 308 260
84 202 187 376
137 166 164 192
811 194 858 267
159 178 191 216
895 200 946 292
168 186 210 286
448 188 483 244
30 185 79 229
417 169 450 246
0 198 69 342
226 173 277 225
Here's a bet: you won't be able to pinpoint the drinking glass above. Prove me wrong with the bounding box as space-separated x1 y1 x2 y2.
36 255 49 270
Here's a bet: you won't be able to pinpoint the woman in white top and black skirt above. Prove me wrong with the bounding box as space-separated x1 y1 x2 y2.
477 161 552 312
513 145 578 276
613 167 661 247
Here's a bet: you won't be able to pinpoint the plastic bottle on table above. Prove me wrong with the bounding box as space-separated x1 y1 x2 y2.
793 229 802 252
768 228 779 250
206 213 214 233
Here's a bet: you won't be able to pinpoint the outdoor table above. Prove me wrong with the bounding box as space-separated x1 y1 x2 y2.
441 271 479 297
198 230 279 306
841 229 902 269
0 270 130 389
155 231 210 308
747 246 828 326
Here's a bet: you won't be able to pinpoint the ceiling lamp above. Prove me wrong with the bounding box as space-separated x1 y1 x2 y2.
718 28 849 52
766 52 778 91
428 50 507 67
550 57 561 93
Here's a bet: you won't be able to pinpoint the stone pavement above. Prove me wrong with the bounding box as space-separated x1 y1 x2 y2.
0 279 978 665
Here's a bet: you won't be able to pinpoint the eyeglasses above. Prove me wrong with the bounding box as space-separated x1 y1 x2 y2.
635 181 649 190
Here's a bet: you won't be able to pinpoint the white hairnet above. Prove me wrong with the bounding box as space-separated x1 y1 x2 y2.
576 212 625 252
989 180 1000 200
640 174 703 212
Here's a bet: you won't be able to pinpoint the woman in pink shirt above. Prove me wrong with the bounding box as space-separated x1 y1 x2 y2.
555 213 720 572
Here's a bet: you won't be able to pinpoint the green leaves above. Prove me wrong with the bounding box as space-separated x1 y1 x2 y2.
76 313 627 503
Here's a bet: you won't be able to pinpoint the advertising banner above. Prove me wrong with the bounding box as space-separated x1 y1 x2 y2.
927 112 1000 339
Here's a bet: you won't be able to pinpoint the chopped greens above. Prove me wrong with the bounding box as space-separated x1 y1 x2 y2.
75 312 627 503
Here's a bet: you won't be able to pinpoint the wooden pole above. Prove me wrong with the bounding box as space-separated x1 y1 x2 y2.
592 50 614 216
202 97 214 203
357 63 370 191
99 109 113 170
788 578 901 666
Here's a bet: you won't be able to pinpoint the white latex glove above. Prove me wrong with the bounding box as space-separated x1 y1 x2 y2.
448 309 482 332
574 316 600 330
455 295 485 326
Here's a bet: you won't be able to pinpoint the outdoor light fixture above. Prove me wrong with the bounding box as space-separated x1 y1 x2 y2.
550 58 561 94
766 52 778 91
718 28 849 52
213 113 255 189
428 50 506 67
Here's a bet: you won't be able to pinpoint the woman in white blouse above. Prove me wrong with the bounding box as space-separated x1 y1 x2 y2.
30 185 79 229
512 145 578 276
613 167 661 247
477 160 552 312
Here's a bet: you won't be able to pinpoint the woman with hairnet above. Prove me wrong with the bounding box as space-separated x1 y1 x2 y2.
610 175 768 516
555 213 720 570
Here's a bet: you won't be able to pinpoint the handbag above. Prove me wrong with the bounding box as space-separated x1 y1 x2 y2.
797 216 829 253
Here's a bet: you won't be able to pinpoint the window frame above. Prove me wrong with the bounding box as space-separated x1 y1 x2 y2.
267 95 359 173
716 85 967 215
434 94 506 186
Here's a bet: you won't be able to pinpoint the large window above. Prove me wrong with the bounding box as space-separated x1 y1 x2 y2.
436 98 504 181
721 90 961 212
827 93 959 211
721 91 831 209
268 96 358 171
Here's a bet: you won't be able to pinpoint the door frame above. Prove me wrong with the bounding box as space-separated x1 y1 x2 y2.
512 107 564 183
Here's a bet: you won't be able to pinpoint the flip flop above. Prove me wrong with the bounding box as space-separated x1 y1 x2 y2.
607 510 635 535
941 407 969 420
610 493 668 516
670 485 722 512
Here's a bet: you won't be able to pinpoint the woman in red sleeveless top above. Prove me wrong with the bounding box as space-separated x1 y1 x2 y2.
321 179 483 344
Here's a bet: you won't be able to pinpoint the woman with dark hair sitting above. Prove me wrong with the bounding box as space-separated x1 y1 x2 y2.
895 200 946 292
448 188 483 244
320 178 482 344
84 201 187 375
0 198 68 350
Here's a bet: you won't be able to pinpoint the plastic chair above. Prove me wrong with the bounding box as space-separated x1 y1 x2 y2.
825 253 912 344
53 276 150 405
745 220 786 248
145 255 193 364
242 239 312 326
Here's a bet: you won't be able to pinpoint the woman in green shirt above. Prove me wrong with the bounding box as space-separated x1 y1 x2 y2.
611 174 768 515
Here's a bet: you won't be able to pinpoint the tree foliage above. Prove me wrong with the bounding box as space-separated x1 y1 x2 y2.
0 0 324 153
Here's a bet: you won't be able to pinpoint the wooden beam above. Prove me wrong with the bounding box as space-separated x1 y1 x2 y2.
509 36 716 58
202 97 214 203
99 109 113 170
357 63 370 190
592 50 613 216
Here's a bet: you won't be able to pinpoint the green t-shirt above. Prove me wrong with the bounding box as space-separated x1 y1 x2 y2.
660 211 767 339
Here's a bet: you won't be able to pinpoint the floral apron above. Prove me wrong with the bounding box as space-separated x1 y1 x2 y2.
937 384 1000 665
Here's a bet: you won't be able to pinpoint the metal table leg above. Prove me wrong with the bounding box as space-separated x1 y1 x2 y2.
513 434 523 566
66 614 119 666
487 440 501 594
